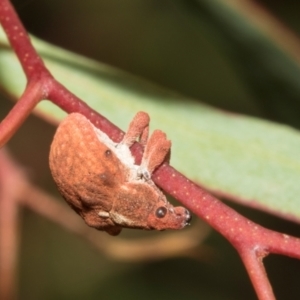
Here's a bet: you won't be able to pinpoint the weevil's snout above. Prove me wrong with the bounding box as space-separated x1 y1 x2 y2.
184 208 192 226
147 203 192 231
173 206 192 228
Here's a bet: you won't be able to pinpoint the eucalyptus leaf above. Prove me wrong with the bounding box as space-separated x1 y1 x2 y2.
1 27 300 223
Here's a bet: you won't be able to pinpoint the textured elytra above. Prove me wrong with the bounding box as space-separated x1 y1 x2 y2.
49 112 191 235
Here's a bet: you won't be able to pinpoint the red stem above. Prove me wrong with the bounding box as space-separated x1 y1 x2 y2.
155 164 300 256
0 0 48 80
241 249 275 300
0 80 44 147
48 80 123 141
0 150 21 300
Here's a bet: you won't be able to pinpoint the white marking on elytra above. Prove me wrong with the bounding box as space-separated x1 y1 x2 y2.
93 125 140 181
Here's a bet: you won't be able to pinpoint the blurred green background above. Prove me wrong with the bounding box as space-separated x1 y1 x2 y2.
2 0 300 299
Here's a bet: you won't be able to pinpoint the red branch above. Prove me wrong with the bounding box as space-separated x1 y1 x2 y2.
1 0 300 299
0 149 23 300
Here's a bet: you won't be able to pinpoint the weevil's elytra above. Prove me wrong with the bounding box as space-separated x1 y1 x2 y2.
49 112 191 235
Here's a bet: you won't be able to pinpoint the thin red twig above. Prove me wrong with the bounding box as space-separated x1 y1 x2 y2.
241 249 275 300
0 149 24 300
48 80 123 141
0 80 43 147
156 164 300 259
0 0 120 146
0 0 48 79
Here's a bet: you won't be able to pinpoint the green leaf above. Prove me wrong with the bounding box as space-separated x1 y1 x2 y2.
1 27 300 223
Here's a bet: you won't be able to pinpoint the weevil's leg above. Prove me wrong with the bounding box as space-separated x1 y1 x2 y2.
139 123 149 147
139 129 171 176
120 112 149 147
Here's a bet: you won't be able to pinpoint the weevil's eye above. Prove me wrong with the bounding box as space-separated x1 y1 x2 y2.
155 207 167 218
